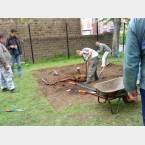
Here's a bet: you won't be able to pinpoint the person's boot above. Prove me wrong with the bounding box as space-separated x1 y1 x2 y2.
94 72 99 80
2 88 9 92
84 79 91 84
10 88 19 93
18 75 22 79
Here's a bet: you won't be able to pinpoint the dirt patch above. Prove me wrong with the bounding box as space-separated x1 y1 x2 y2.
33 62 123 111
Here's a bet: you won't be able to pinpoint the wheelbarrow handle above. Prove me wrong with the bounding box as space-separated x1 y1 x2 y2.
78 89 106 99
69 81 95 92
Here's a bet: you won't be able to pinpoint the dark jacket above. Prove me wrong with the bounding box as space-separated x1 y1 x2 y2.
6 36 22 55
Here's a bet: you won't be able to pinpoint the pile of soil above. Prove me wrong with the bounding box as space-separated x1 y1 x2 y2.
33 62 123 110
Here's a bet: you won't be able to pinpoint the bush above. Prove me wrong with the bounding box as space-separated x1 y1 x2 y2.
119 31 126 45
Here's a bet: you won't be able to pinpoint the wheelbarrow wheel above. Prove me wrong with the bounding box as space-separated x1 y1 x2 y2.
122 95 135 103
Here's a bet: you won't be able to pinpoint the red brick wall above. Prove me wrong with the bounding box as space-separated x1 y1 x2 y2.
22 32 113 62
0 18 113 62
0 18 81 38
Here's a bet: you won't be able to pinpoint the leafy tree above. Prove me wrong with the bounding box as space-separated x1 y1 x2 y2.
98 18 130 56
112 18 121 55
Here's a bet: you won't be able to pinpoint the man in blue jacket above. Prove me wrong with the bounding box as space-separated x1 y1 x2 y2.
123 18 145 125
6 29 23 78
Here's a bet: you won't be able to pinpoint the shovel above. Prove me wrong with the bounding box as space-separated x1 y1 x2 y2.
85 60 88 77
98 66 105 78
0 109 25 112
98 63 110 78
69 81 96 92
78 89 105 99
78 89 97 95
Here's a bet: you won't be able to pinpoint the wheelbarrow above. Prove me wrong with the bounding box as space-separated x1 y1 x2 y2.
94 77 132 114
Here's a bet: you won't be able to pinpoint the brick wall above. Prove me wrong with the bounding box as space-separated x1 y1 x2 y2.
23 32 113 62
0 18 81 38
0 18 113 62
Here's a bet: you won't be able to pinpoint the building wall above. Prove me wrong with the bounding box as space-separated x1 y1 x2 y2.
23 32 113 62
80 18 114 35
0 18 113 62
81 18 97 35
0 18 81 38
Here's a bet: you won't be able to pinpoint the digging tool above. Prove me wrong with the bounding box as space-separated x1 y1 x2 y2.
85 61 88 77
78 89 105 99
76 67 81 74
41 78 74 86
53 70 59 76
0 109 25 112
69 81 96 92
98 63 110 78
78 89 96 95
41 78 49 85
98 66 105 78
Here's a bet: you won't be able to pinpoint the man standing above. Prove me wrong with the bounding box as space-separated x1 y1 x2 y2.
95 41 112 68
6 29 22 78
0 34 18 93
123 18 145 125
76 48 100 84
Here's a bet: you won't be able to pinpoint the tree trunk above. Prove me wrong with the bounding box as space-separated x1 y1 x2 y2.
112 18 121 56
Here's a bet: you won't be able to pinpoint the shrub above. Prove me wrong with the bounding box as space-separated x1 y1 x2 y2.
119 31 126 45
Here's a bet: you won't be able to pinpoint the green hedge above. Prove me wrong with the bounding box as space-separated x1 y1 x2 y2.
119 31 127 45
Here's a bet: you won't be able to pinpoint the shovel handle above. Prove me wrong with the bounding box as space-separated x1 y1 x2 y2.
78 89 87 95
98 67 105 78
69 81 76 85
85 61 88 76
41 78 49 85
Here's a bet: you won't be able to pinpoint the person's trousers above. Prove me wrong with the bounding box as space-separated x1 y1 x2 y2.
102 51 110 67
87 57 99 82
0 67 15 90
11 54 22 76
140 88 145 126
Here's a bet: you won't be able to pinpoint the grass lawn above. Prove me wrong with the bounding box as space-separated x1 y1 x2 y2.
0 53 143 126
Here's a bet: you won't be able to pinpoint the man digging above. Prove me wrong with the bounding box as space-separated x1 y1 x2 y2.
76 48 100 84
95 41 112 68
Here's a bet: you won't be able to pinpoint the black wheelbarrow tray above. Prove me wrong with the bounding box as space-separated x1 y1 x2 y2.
94 77 131 114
